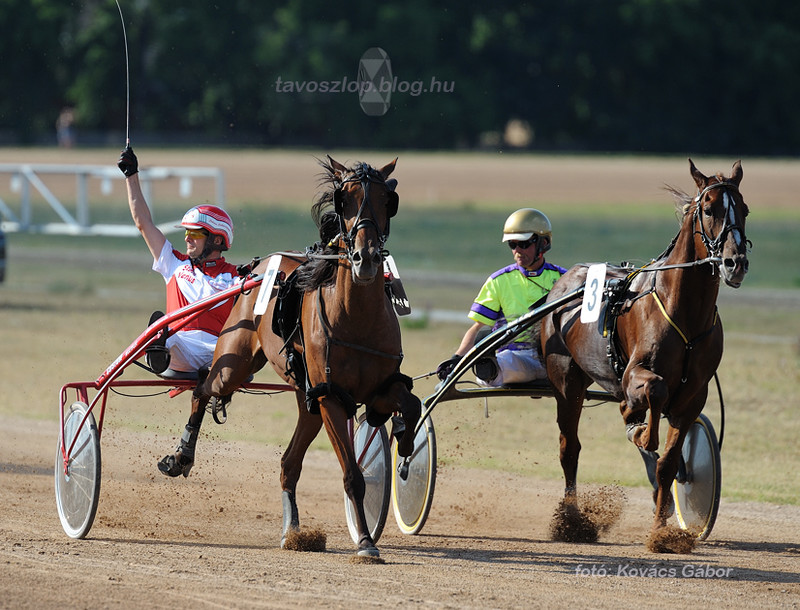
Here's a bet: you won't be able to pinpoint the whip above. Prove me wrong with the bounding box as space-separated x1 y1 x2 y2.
114 0 130 146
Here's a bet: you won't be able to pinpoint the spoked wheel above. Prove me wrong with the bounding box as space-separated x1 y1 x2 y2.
672 413 722 540
392 414 437 535
344 412 391 545
55 401 101 539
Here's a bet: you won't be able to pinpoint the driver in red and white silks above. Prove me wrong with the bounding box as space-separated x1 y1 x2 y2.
118 146 240 373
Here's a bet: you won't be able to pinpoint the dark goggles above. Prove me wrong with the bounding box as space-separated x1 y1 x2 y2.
507 235 538 250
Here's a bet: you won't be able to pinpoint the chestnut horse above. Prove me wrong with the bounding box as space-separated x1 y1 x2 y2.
541 160 749 550
158 156 421 558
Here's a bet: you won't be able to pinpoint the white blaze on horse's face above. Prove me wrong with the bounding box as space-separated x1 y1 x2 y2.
711 186 749 288
723 192 745 249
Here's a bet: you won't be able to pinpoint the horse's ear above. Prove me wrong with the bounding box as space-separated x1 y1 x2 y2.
729 160 743 186
327 155 348 179
379 158 397 180
384 178 399 217
689 158 708 190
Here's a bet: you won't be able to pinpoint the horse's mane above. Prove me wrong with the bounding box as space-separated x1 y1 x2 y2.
654 183 696 262
294 158 378 292
664 183 694 218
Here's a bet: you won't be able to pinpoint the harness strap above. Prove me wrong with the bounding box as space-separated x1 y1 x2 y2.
305 382 358 418
651 292 689 344
604 267 718 385
301 288 404 416
316 289 403 362
651 291 718 383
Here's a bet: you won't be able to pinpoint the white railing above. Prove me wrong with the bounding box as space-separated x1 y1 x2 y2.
0 163 225 236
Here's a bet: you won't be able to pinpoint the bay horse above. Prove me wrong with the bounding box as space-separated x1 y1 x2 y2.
158 156 421 558
541 160 749 551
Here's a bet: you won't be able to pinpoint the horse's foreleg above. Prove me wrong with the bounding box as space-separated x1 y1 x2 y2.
652 424 684 527
396 390 421 459
370 384 421 458
158 388 208 478
280 391 322 547
319 399 378 557
623 367 668 453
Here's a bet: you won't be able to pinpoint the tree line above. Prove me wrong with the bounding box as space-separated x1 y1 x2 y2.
3 0 799 155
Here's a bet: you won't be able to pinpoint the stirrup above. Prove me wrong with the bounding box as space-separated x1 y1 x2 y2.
473 356 498 383
208 395 231 425
146 345 171 374
145 310 170 374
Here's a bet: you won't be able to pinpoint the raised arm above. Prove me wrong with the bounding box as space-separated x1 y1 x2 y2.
118 146 166 260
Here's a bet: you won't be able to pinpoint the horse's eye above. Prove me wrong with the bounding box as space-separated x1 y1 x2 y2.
703 207 713 217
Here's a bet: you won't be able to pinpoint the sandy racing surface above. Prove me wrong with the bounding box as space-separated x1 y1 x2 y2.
3 416 799 609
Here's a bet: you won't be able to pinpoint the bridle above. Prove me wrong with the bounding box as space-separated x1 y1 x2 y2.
330 164 398 263
692 180 750 262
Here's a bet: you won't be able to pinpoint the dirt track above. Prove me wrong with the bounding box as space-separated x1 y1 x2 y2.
3 416 799 609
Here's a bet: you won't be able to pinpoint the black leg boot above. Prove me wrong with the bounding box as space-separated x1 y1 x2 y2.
158 424 199 477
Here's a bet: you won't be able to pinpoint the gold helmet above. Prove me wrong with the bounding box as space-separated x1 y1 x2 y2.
502 208 552 251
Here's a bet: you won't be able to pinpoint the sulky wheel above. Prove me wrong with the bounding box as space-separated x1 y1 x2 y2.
392 414 437 535
671 413 722 540
55 401 102 539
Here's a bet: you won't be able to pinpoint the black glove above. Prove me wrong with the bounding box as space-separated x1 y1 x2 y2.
436 354 462 381
118 145 138 177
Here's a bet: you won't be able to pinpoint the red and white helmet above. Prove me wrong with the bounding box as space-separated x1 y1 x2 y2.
179 205 234 250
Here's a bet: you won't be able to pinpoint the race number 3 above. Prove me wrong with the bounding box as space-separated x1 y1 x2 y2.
253 255 283 316
580 263 607 324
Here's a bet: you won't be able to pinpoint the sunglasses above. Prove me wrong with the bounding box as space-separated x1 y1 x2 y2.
185 228 208 239
507 236 538 250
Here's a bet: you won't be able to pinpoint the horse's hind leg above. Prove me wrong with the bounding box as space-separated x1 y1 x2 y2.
280 391 323 548
555 394 584 500
158 336 259 478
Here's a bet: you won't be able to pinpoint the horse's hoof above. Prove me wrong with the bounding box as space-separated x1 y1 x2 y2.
357 545 380 558
626 423 646 445
157 453 193 478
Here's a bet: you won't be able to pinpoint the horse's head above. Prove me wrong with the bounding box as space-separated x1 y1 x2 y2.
688 159 750 288
325 156 399 284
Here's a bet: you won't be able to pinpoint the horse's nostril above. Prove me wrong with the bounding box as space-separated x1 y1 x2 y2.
724 258 735 269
